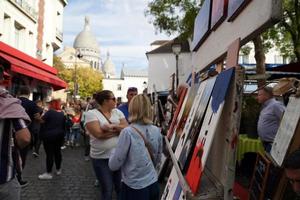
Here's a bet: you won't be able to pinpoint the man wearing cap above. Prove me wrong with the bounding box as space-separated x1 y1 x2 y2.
0 66 31 199
257 86 285 152
117 87 138 122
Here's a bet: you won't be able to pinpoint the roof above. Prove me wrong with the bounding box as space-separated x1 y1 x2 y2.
150 40 170 45
121 68 148 78
146 38 191 55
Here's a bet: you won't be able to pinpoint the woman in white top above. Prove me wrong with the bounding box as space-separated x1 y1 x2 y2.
85 90 128 200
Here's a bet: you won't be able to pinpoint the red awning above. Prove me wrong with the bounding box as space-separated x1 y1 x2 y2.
0 42 67 90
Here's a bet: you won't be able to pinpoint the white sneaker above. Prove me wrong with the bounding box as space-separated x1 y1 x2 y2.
56 169 62 175
38 173 53 180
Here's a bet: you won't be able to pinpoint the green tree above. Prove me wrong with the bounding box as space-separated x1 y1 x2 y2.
145 0 201 39
53 56 103 98
273 0 300 61
53 55 65 72
76 67 103 98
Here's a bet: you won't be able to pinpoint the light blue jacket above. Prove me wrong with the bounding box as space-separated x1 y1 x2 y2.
109 123 162 189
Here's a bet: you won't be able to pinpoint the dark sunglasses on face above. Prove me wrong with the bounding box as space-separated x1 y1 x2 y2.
107 97 116 101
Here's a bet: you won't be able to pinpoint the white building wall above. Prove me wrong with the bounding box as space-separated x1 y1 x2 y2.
0 0 38 57
0 0 66 66
43 0 65 66
103 76 148 102
148 52 192 93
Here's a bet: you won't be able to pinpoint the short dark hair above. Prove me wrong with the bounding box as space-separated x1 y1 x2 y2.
284 149 300 169
19 86 31 95
94 90 113 105
127 87 137 94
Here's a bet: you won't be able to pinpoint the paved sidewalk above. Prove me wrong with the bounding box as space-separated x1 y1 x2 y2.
20 146 102 200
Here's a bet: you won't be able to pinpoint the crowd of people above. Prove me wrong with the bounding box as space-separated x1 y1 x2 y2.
0 65 163 200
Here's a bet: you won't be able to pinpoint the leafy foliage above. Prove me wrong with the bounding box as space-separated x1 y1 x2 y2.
53 56 103 98
145 0 201 39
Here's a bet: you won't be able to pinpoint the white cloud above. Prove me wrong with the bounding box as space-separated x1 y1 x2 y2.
63 0 175 75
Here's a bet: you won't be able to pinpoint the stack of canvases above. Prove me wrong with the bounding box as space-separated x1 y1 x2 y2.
161 67 236 200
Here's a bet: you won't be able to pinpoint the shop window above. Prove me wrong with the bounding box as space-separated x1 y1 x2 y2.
14 21 25 50
117 84 122 91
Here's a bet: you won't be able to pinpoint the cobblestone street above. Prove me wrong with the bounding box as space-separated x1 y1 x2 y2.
20 146 103 200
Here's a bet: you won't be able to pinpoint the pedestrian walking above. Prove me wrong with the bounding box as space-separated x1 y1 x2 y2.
18 86 42 187
85 90 128 200
0 66 31 200
109 94 163 200
38 99 65 180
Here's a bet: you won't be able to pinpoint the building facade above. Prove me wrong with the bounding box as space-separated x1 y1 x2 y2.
146 39 192 93
0 0 67 101
102 68 148 103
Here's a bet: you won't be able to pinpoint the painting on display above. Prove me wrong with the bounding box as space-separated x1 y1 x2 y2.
167 87 188 140
227 0 252 21
211 0 228 30
177 76 217 171
192 0 212 51
271 97 300 166
185 68 235 194
170 84 199 151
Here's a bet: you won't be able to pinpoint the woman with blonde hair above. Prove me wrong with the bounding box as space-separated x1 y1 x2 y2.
109 94 163 200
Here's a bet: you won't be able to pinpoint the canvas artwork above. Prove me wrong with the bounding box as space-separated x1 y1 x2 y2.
167 87 189 140
170 84 199 151
185 68 235 194
271 97 300 166
211 0 228 30
174 80 209 160
192 0 212 51
227 0 252 21
161 168 186 200
177 76 217 171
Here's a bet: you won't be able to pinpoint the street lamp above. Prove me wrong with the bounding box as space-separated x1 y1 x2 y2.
74 49 83 99
171 38 182 89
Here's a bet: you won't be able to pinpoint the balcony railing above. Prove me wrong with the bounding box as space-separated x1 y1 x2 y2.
56 28 63 42
9 0 38 20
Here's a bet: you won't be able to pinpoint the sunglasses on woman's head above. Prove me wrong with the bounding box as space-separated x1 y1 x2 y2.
107 97 116 101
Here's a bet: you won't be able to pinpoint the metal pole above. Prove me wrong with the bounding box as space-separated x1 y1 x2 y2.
74 56 77 99
176 54 179 89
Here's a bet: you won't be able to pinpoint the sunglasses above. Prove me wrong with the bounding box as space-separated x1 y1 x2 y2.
107 97 116 101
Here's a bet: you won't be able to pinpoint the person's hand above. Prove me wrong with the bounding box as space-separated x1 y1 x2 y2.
101 124 114 132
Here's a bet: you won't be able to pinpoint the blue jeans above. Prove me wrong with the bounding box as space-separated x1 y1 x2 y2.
91 158 121 200
120 181 159 200
71 128 80 144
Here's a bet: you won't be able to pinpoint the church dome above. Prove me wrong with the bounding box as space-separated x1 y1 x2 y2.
73 16 100 52
103 51 116 77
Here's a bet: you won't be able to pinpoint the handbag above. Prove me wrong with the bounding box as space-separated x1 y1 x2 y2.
131 126 155 164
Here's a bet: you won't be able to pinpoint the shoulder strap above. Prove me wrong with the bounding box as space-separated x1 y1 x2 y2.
97 109 112 124
131 126 155 163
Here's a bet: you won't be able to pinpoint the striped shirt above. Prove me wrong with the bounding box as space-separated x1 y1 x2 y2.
0 118 27 184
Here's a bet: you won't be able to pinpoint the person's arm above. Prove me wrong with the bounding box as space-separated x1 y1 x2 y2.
109 129 131 171
86 121 118 139
112 118 128 133
12 119 31 148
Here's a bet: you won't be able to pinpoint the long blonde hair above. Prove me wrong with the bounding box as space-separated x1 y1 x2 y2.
128 94 153 124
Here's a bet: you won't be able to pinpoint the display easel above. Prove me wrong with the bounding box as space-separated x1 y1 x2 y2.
161 38 244 199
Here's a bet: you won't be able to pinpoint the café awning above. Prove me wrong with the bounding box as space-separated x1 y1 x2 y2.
0 42 67 90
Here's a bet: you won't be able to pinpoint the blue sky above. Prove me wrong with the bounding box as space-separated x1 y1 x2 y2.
63 0 174 76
